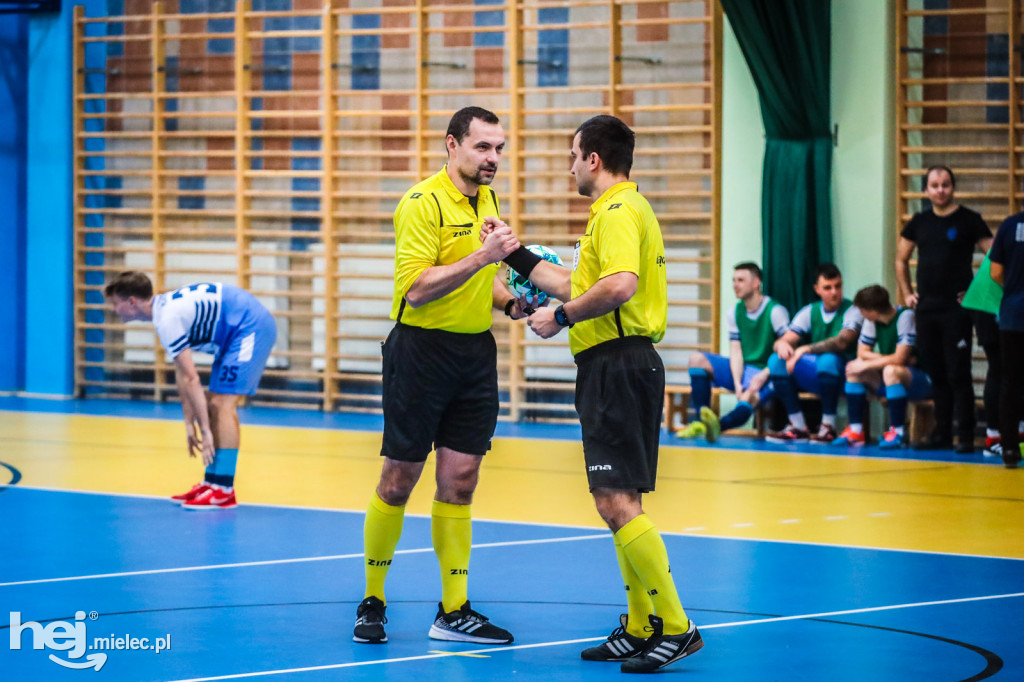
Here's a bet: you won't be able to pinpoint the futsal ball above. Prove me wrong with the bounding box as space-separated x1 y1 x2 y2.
506 244 563 306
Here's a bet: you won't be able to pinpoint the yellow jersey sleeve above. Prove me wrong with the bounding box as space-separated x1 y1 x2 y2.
393 189 443 298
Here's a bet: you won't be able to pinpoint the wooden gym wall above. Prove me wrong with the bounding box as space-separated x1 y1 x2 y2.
73 0 722 421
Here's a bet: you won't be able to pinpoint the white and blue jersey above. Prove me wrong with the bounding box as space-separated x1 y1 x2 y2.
725 298 791 343
859 309 931 400
858 311 916 350
153 283 276 395
787 302 864 339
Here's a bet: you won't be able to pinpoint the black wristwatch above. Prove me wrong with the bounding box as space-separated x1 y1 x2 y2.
553 304 574 328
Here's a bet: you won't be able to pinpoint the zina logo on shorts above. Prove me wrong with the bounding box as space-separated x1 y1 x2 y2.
9 611 107 671
588 464 613 471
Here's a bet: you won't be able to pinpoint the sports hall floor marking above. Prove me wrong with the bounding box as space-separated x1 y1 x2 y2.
0 534 608 588
164 591 1024 682
709 511 891 531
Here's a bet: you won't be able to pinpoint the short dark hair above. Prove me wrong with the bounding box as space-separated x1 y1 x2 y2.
446 106 500 145
734 262 762 281
104 271 153 300
815 263 842 282
924 164 955 189
853 284 892 312
575 115 634 176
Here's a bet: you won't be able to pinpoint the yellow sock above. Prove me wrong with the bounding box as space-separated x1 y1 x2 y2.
432 500 472 613
363 491 406 602
616 514 689 635
614 535 655 638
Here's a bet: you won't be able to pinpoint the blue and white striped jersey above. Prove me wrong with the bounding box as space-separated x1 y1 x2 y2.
152 283 226 358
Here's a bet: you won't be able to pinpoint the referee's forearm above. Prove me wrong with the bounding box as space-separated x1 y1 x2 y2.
405 252 490 307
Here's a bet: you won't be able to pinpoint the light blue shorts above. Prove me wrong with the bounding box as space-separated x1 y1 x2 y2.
701 352 774 403
209 309 277 395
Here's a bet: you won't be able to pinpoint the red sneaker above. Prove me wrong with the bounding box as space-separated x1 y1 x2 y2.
171 483 210 503
182 486 237 511
833 426 865 447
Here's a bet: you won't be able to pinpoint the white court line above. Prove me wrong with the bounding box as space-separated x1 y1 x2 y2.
0 534 606 588
165 590 1024 682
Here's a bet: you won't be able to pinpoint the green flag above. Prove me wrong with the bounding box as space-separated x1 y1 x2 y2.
961 253 1003 315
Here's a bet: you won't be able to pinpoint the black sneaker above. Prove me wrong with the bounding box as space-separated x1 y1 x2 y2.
1005 444 1022 469
428 600 513 644
353 596 388 643
581 614 648 661
621 615 703 674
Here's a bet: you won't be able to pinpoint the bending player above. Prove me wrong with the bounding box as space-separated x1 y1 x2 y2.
677 263 789 442
105 271 277 509
834 285 932 449
765 263 863 443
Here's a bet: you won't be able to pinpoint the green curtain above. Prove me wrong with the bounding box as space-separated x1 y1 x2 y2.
719 0 833 314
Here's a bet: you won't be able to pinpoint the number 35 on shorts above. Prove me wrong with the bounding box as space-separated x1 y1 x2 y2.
218 365 238 382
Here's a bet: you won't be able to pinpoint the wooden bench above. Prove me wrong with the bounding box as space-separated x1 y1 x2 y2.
665 384 936 442
663 385 761 435
865 395 935 443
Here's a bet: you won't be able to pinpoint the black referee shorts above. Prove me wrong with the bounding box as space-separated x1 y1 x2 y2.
380 323 499 462
574 336 665 493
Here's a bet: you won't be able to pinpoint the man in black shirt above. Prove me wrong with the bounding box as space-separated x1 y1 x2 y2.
896 165 992 453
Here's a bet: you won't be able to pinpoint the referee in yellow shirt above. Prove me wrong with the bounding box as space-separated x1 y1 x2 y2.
517 115 703 673
353 107 527 645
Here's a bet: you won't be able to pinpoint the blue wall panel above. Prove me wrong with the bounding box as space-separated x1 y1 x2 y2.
352 14 381 91
537 7 569 88
0 16 28 391
21 0 108 395
25 9 75 395
474 0 505 49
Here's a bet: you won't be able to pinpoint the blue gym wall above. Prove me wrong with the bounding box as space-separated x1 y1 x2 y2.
1 1 105 396
0 14 29 392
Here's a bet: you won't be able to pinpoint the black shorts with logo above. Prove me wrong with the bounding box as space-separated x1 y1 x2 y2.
574 336 664 493
380 323 499 462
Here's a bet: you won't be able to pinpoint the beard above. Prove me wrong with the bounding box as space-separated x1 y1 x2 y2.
575 175 594 198
460 165 497 187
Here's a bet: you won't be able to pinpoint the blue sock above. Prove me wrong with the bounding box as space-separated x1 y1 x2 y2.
886 384 908 429
818 372 841 417
689 367 711 418
768 354 801 416
846 381 866 426
721 401 754 431
205 448 238 488
815 355 843 417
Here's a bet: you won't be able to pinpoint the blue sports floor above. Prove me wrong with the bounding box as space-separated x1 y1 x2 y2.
1 397 1022 681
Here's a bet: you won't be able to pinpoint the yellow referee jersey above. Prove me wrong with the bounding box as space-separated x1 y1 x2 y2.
569 182 668 356
390 166 501 334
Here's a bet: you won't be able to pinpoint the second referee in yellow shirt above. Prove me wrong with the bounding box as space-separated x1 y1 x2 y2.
516 115 704 674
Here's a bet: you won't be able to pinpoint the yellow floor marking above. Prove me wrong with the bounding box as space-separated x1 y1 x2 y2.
2 411 1022 559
